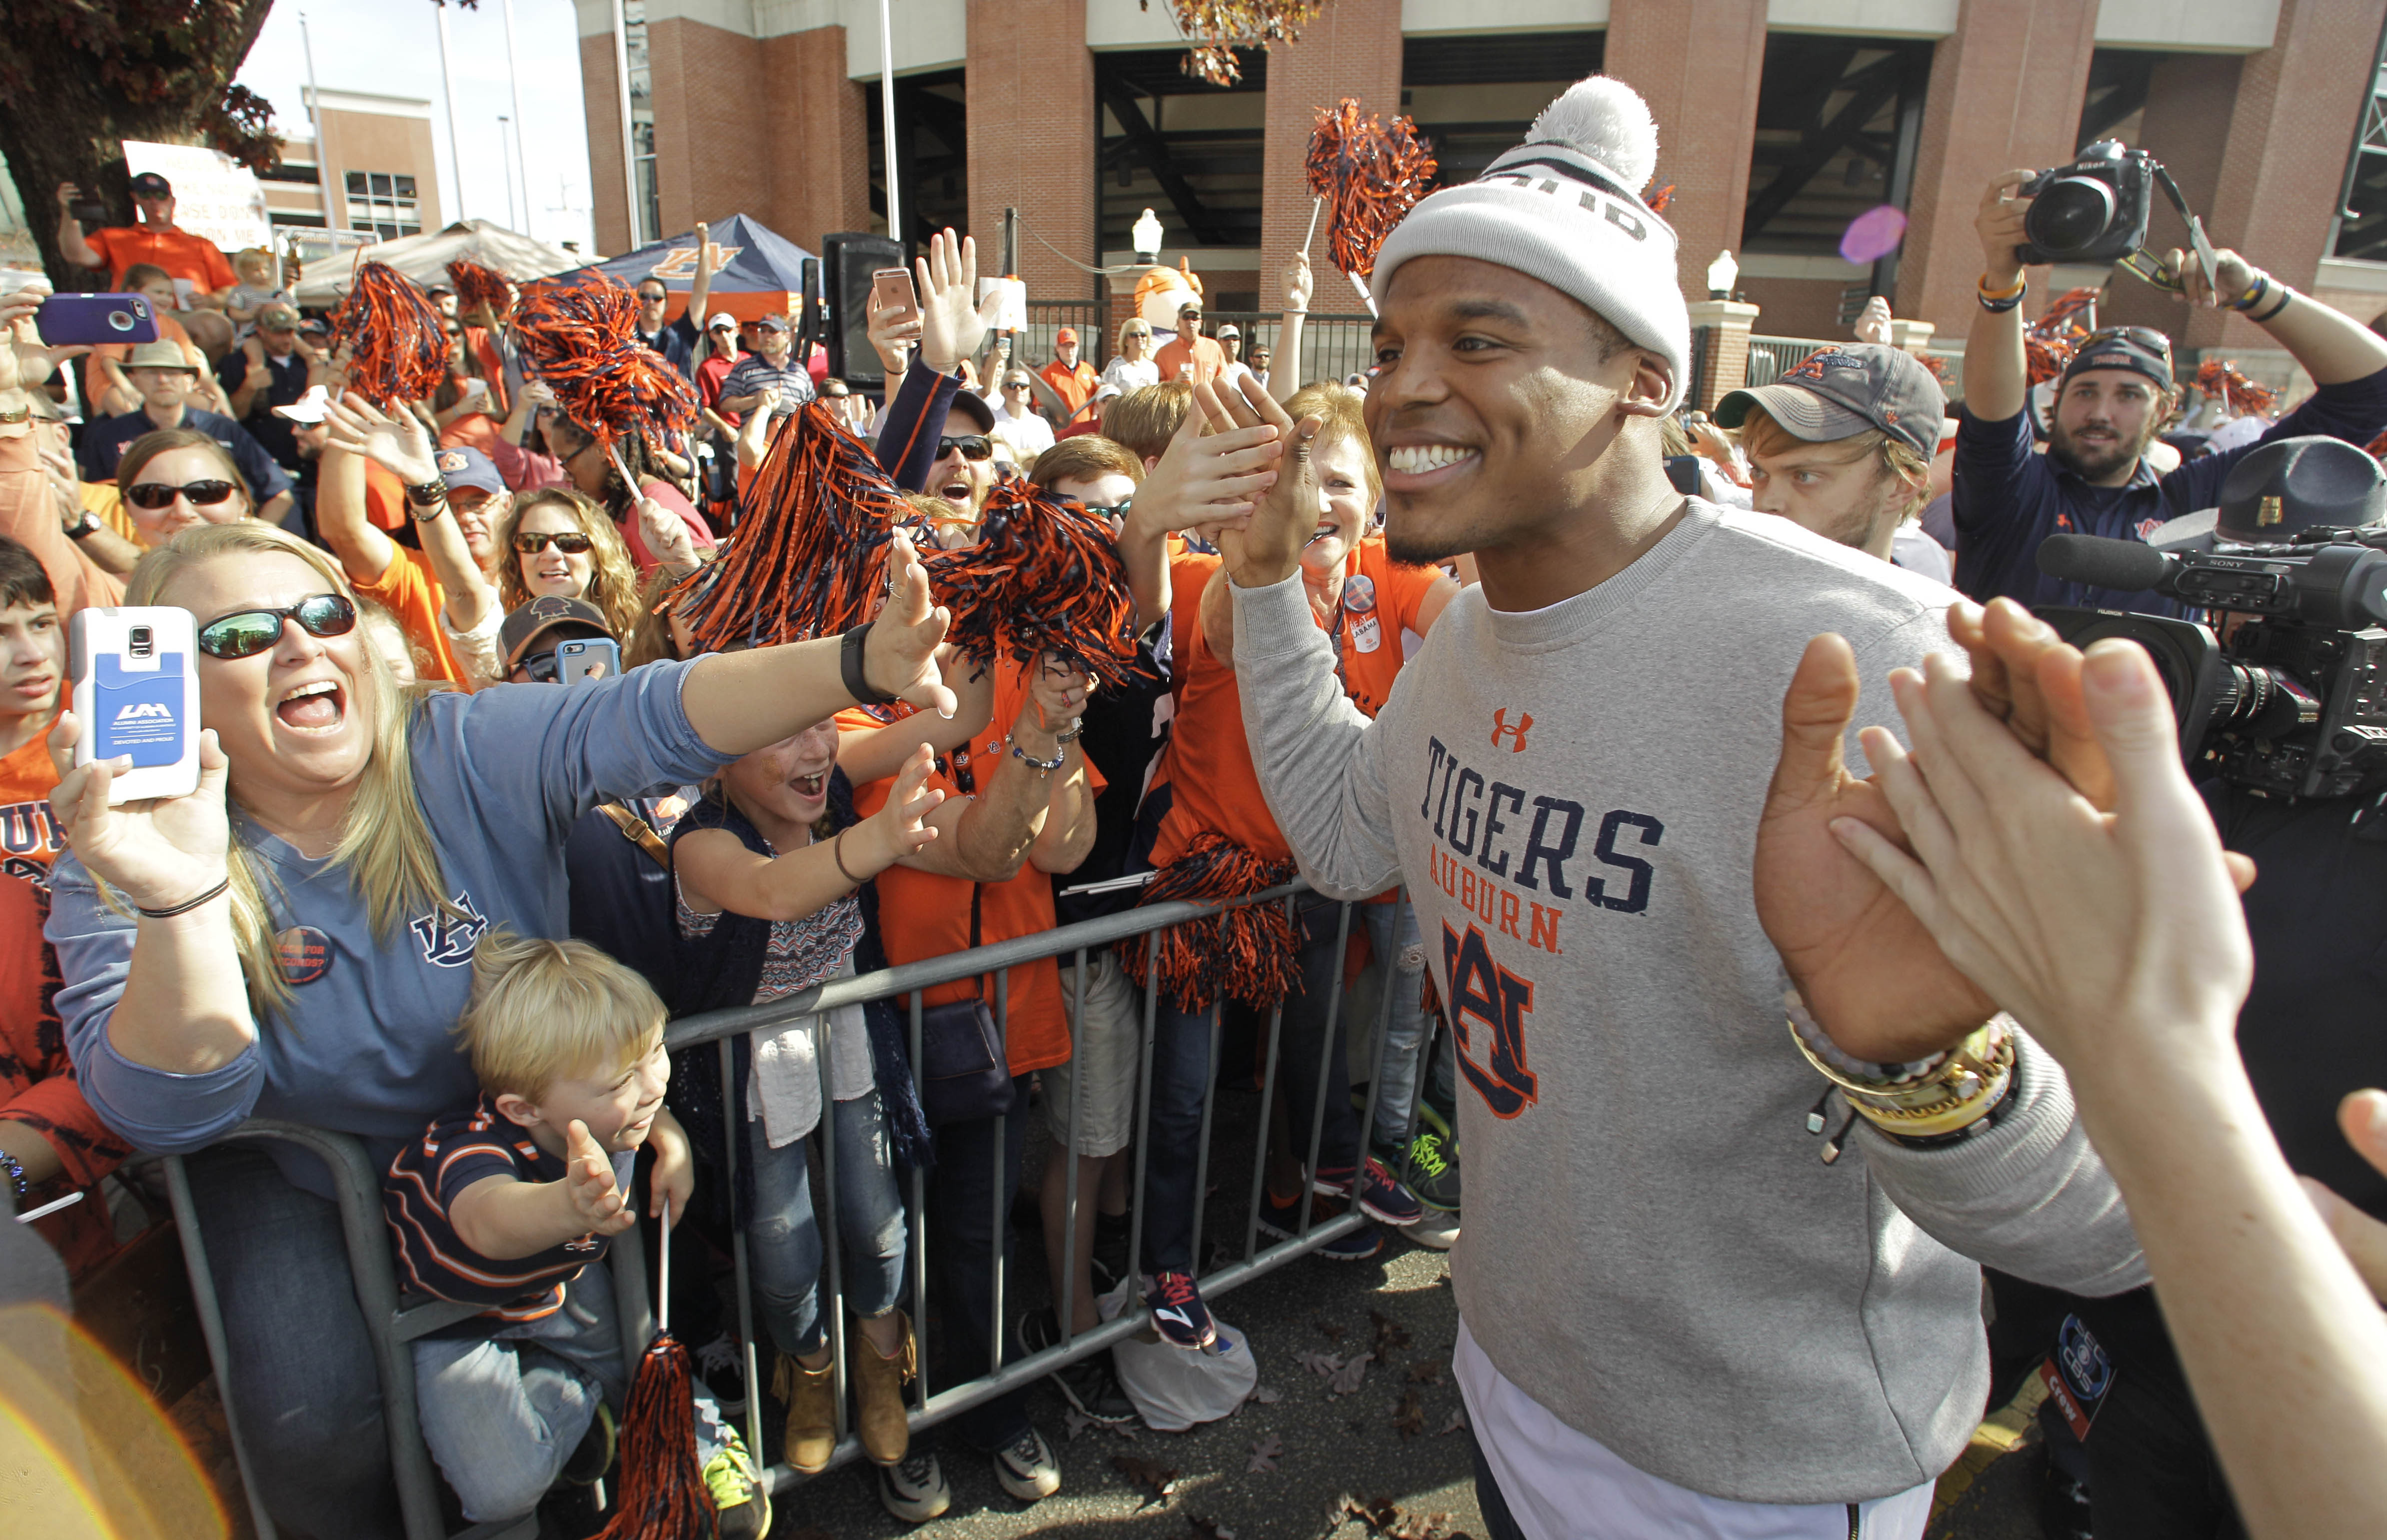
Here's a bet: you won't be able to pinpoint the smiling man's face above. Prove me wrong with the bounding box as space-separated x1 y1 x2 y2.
1365 255 1651 567
2051 370 2169 485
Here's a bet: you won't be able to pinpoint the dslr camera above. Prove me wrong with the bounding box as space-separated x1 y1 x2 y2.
2034 536 2387 801
2017 140 2158 265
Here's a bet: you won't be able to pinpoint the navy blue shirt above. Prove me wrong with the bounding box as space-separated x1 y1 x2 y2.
1950 364 2387 616
636 321 694 377
215 346 312 471
76 406 294 509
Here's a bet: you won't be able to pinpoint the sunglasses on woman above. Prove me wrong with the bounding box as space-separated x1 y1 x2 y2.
939 436 993 461
196 594 357 660
513 530 595 555
127 479 240 511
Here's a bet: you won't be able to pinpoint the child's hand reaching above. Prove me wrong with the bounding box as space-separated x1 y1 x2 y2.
562 1119 636 1237
864 743 945 870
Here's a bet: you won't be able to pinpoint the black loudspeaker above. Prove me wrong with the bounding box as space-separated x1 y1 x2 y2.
823 232 901 389
794 257 821 361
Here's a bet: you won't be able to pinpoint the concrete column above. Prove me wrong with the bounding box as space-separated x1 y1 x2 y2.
1604 0 1770 304
645 17 771 236
967 0 1097 300
2181 0 2386 354
760 27 875 254
1887 318 1937 354
1687 298 1760 408
1259 0 1403 315
1893 0 2098 337
581 32 632 257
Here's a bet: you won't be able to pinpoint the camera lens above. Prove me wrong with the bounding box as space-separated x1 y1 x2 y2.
2025 176 2118 261
2210 662 2319 741
108 308 134 332
129 625 153 659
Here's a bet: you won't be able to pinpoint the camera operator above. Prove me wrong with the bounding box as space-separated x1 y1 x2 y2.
1953 167 2387 617
1992 437 2387 1539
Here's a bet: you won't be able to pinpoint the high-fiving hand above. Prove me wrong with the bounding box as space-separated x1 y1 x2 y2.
1192 374 1322 590
321 392 440 484
863 528 958 718
914 229 1004 376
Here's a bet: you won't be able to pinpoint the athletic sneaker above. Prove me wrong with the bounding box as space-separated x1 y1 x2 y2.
1143 1269 1217 1350
1378 1129 1461 1212
693 1333 749 1418
992 1427 1062 1503
1401 1207 1461 1251
1020 1307 1137 1423
1314 1156 1424 1228
559 1400 615 1485
1255 1188 1385 1261
880 1451 952 1523
700 1424 771 1540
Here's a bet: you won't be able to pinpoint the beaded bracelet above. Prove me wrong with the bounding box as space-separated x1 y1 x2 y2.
1005 734 1065 773
1783 988 2017 1150
0 1145 25 1203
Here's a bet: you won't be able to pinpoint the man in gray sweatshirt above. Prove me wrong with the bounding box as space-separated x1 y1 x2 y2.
1208 76 2144 1540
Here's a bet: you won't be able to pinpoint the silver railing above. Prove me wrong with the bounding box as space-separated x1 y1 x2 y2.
165 879 1426 1536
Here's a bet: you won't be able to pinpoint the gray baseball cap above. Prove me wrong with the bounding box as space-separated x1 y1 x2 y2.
1715 343 1945 460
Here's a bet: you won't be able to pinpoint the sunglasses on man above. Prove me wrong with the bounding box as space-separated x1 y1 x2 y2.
513 530 595 555
197 594 357 660
2080 325 2173 359
939 435 993 461
127 478 240 511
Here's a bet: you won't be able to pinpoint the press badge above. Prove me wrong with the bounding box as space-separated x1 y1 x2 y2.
2037 1313 2117 1442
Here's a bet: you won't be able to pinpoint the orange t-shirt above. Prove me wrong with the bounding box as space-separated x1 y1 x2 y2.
1151 538 1438 870
1153 335 1226 388
362 461 409 533
1039 360 1099 423
354 545 465 687
853 657 1106 1077
85 225 236 299
0 724 64 879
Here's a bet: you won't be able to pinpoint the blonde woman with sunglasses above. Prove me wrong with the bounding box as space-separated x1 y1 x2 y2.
494 487 644 644
43 519 957 1538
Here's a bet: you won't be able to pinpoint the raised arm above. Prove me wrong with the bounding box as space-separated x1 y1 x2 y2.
686 222 716 331
53 184 104 271
322 392 501 635
1963 170 2033 425
889 670 1072 883
2170 246 2387 387
1021 659 1097 874
679 746 942 923
836 647 995 784
1271 253 1313 404
1120 386 1281 633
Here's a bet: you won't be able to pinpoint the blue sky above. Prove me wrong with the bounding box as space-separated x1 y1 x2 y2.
236 0 597 253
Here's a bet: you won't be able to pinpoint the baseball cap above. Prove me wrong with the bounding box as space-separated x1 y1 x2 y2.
1093 382 1122 403
2149 436 2387 553
2061 327 2174 394
753 312 790 331
300 315 329 338
129 172 172 199
706 311 738 332
257 302 300 331
274 385 332 423
433 445 505 498
1217 323 1240 339
1056 327 1079 344
500 595 613 671
123 340 196 373
944 389 997 434
1713 343 1945 459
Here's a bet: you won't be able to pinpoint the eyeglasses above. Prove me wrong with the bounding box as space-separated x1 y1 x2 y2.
1123 329 1150 339
127 478 240 511
2079 325 2173 359
196 594 357 660
637 290 668 303
1078 498 1132 518
513 530 595 555
519 650 564 684
938 435 993 461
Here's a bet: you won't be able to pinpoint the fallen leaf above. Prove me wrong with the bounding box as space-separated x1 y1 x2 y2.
1329 1350 1374 1396
1316 1319 1348 1344
1406 1359 1446 1385
1063 1406 1096 1441
1341 1493 1472 1539
1371 1309 1412 1356
1438 1408 1468 1436
1392 1389 1426 1438
1249 1383 1282 1405
1296 1349 1344 1377
1246 1431 1283 1472
1188 1516 1236 1540
1114 1454 1179 1505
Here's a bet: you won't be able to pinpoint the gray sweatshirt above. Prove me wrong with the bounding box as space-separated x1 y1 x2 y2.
1232 499 2146 1504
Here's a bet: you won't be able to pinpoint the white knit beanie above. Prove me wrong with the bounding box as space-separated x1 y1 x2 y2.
1373 76 1689 411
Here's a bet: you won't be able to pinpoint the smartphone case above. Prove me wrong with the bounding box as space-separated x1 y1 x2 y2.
35 293 159 347
71 607 201 803
556 638 620 685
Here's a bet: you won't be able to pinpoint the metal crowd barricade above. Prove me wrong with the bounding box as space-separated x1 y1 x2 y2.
162 880 1428 1528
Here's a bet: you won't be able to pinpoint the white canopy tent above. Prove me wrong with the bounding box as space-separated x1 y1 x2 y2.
290 218 580 307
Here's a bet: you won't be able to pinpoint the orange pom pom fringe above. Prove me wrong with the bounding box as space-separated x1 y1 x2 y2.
920 481 1143 691
2192 358 2278 418
513 274 700 451
666 399 911 651
1305 99 1438 279
327 262 446 409
1119 834 1301 1015
446 258 513 320
592 1330 717 1540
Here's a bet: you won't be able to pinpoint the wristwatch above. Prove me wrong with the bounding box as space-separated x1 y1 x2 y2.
63 509 100 541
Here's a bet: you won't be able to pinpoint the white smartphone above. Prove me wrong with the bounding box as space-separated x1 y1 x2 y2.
71 607 201 803
556 637 620 686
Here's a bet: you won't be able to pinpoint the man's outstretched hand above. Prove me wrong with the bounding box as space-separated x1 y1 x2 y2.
1755 634 2000 1064
1198 374 1319 590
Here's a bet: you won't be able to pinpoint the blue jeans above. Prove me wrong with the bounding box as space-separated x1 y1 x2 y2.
1362 898 1448 1149
1141 896 1364 1274
925 1075 1034 1453
747 1090 908 1358
184 1147 402 1540
413 1261 626 1523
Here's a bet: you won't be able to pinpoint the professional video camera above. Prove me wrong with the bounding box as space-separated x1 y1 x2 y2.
2017 139 2217 291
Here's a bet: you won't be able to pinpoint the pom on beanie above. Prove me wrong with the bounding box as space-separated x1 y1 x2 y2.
1527 76 1659 193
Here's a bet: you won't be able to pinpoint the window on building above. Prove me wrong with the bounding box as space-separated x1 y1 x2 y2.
626 0 659 245
343 169 423 241
2331 27 2387 262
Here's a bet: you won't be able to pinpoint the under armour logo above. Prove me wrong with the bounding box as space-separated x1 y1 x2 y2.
1490 709 1532 752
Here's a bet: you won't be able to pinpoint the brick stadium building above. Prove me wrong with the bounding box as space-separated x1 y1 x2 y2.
569 0 2387 396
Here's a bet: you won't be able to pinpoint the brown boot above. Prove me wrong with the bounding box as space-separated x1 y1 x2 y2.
773 1350 837 1474
850 1310 915 1467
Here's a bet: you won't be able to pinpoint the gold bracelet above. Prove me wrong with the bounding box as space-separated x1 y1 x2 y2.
1784 990 2015 1140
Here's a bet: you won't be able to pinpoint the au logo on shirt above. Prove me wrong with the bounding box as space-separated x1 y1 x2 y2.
410 891 490 968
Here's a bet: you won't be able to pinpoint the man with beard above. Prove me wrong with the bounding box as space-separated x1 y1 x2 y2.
1952 169 2387 616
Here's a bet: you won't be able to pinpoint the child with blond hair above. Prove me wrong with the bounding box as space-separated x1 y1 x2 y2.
383 932 769 1536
